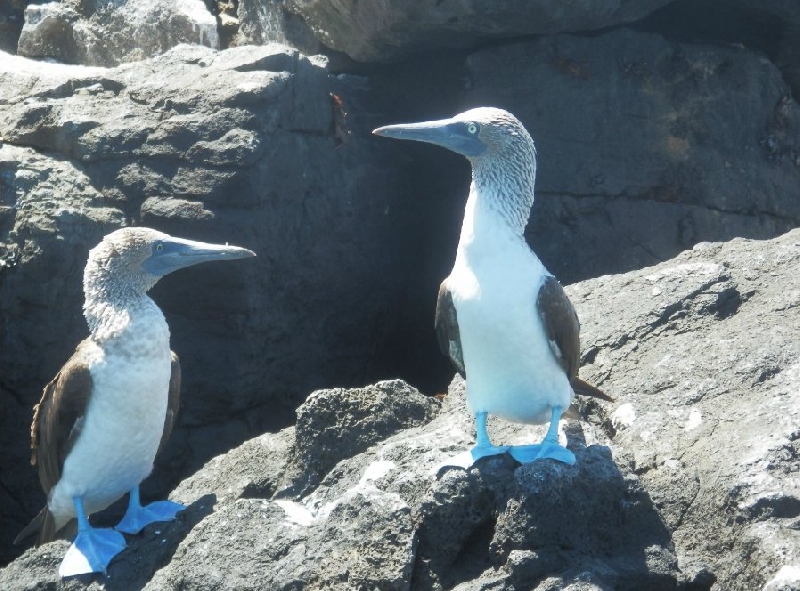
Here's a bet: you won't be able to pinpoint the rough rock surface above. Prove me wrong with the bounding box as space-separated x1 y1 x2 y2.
16 0 219 66
0 44 410 563
3 230 798 590
572 230 800 591
286 0 673 63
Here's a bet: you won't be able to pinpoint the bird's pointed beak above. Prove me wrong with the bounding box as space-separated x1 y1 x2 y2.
373 117 486 157
142 236 256 277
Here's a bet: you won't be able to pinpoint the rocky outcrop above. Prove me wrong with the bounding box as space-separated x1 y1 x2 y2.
572 231 800 591
3 0 800 580
16 0 219 66
3 230 798 590
285 0 673 63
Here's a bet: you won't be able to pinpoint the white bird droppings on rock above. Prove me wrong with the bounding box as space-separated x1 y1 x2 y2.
684 409 702 432
274 500 315 527
611 403 636 429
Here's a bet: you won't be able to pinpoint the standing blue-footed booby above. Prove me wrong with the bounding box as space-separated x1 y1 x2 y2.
14 227 255 576
374 107 611 467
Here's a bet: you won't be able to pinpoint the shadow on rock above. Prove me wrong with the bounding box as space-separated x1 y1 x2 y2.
102 493 216 591
414 444 677 591
0 494 216 591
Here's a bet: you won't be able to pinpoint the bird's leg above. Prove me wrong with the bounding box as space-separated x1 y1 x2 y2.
475 411 491 447
58 496 126 577
509 405 576 465
114 486 185 535
434 411 511 470
469 411 510 463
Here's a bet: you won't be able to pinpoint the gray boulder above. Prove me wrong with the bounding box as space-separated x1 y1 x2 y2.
5 228 799 589
294 379 441 490
17 0 218 66
285 0 673 63
572 229 800 591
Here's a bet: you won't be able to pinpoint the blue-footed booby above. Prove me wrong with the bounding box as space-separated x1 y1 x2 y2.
14 227 255 576
374 107 611 467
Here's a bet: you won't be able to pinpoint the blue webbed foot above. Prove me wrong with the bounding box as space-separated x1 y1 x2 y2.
508 405 576 465
115 487 185 535
434 407 512 471
509 442 576 465
59 527 126 577
439 411 509 468
115 500 185 535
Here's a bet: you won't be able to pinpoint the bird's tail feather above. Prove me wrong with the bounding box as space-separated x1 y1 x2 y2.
571 377 614 402
14 506 60 547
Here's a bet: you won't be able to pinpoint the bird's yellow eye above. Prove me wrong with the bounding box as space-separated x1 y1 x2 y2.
466 123 479 135
155 243 164 252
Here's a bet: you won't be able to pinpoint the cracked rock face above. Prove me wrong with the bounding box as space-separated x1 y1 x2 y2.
3 230 798 590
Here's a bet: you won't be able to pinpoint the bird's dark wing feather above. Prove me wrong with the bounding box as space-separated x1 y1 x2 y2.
435 281 465 377
157 351 181 455
16 340 94 545
537 276 581 379
537 276 613 402
30 340 94 495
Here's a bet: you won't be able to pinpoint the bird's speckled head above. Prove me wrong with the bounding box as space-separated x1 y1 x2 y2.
374 107 538 233
373 106 536 164
84 227 256 302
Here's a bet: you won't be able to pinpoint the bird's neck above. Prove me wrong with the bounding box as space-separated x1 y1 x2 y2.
457 158 536 255
83 282 165 345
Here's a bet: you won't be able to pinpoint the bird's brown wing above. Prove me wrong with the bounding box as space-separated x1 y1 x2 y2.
16 340 94 545
157 351 181 455
537 276 613 402
30 340 94 495
435 281 465 377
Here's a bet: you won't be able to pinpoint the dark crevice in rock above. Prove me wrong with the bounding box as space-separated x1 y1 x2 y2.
353 49 470 396
754 366 782 384
707 285 744 319
443 516 498 588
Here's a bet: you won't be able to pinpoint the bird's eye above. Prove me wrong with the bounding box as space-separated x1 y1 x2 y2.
155 242 164 252
466 123 479 135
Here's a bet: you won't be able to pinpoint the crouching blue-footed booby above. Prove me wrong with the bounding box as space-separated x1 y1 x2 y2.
14 227 255 577
374 107 612 468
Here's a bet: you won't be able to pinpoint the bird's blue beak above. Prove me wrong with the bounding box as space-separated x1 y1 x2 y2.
142 236 256 277
373 117 486 157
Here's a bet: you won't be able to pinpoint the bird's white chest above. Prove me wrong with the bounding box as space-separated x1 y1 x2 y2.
50 306 172 518
448 217 572 423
